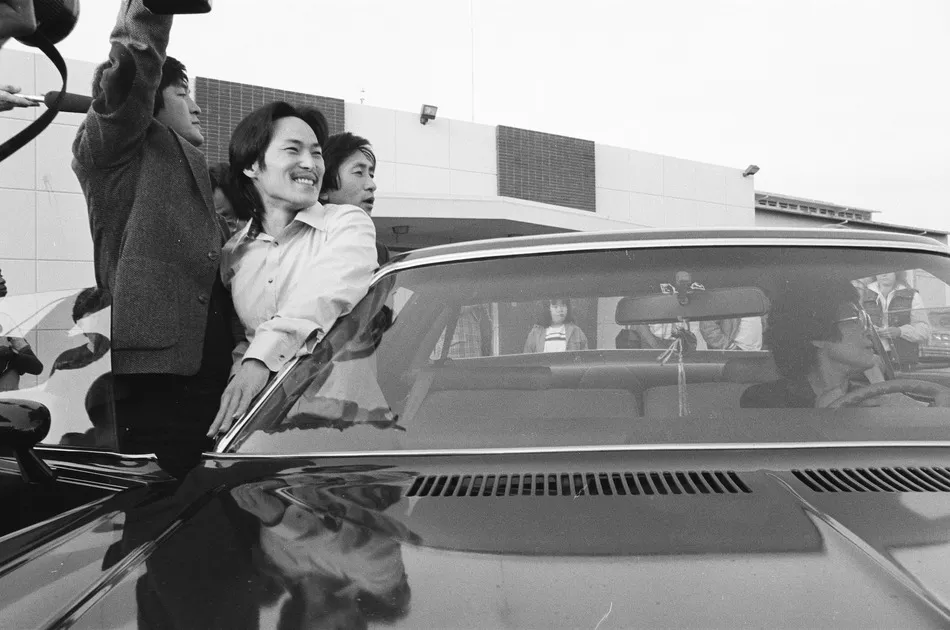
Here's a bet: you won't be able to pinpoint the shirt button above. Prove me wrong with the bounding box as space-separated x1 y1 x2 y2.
198 294 208 304
268 278 274 284
207 251 218 261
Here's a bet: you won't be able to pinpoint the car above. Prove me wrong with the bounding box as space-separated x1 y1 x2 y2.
5 227 950 628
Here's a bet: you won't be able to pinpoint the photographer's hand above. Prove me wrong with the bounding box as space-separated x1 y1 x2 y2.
0 84 39 112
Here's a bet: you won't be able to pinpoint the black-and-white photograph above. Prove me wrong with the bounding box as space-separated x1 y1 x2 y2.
1 0 950 627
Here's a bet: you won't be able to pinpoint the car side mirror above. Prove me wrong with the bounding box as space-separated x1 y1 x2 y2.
0 399 56 483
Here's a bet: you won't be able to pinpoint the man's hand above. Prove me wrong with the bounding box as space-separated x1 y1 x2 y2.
876 326 902 340
0 0 37 46
208 359 271 437
0 85 39 112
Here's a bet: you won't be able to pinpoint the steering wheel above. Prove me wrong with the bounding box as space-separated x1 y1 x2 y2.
828 379 950 408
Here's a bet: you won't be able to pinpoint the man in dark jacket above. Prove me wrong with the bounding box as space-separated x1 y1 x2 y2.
71 0 233 476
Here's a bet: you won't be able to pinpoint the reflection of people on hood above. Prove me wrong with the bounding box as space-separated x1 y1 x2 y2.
51 287 110 375
232 479 412 628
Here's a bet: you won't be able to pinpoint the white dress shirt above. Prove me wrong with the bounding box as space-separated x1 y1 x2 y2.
865 281 931 345
221 203 376 373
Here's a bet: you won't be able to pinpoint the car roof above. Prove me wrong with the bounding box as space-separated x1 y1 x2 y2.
388 227 948 268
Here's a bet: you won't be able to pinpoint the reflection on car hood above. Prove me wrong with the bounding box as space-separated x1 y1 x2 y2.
6 456 950 628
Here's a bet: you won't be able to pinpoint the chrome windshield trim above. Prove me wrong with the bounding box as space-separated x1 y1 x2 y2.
207 441 950 460
371 237 949 283
214 357 303 453
34 446 157 461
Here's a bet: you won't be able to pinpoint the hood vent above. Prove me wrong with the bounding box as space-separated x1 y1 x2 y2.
406 471 751 498
793 467 950 493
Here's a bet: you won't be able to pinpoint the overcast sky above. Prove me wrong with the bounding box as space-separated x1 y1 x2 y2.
12 0 949 230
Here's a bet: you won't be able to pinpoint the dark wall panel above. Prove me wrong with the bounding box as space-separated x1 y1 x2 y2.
496 125 596 212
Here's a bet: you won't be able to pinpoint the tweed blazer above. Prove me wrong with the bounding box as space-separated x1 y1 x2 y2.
72 0 227 376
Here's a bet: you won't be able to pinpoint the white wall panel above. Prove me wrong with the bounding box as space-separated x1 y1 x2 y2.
36 192 93 261
35 123 82 194
0 189 36 259
394 110 450 169
449 119 496 174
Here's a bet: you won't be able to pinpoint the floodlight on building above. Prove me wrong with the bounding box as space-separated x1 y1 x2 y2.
419 104 438 125
742 164 760 178
392 225 410 235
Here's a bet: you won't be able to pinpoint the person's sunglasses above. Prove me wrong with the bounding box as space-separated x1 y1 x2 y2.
834 305 873 332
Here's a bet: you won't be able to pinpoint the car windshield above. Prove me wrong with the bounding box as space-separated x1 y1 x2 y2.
224 242 950 454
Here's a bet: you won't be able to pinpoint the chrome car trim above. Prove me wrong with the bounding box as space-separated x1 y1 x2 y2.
35 446 157 461
371 237 949 282
214 358 302 453
209 441 950 460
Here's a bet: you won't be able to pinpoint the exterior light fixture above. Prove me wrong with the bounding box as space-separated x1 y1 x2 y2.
419 104 438 125
392 225 410 235
742 164 760 178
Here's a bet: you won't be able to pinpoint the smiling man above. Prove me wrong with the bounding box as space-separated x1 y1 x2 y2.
320 132 389 266
71 0 234 476
210 102 376 437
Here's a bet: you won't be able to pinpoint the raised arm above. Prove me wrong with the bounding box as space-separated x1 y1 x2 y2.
72 0 171 169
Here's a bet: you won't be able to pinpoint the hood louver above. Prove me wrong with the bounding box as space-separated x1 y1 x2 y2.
793 467 950 493
406 471 751 498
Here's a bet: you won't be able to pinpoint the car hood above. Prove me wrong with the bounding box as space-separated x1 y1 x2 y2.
6 456 950 628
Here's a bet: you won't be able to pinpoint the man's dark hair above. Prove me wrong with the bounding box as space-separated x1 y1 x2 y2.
766 278 861 379
229 101 329 224
535 298 575 327
154 56 189 115
93 55 188 113
320 132 376 197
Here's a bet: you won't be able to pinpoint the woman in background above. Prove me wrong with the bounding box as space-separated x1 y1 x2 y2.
524 298 589 353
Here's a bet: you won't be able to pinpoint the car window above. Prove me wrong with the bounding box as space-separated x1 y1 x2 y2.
225 245 950 455
0 288 117 450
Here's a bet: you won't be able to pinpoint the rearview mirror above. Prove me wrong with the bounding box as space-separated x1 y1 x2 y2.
0 399 56 483
616 287 770 325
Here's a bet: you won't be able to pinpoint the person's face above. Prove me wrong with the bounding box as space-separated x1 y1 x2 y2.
817 304 878 372
155 81 203 147
244 116 324 213
550 301 568 325
324 149 376 213
876 272 897 288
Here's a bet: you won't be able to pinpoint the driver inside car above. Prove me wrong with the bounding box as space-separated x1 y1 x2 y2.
741 278 924 409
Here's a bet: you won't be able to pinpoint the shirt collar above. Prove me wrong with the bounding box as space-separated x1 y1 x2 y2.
292 203 328 231
239 203 330 241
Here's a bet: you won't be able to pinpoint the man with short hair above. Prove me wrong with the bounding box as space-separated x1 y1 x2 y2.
319 131 389 266
72 0 233 475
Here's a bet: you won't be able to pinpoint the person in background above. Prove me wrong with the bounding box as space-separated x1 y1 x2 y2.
209 162 247 236
210 101 377 437
71 0 234 476
862 271 930 368
524 298 589 353
319 131 388 267
701 317 763 351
